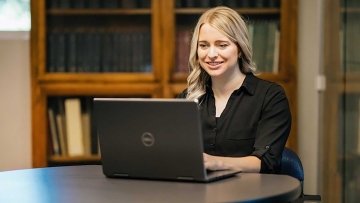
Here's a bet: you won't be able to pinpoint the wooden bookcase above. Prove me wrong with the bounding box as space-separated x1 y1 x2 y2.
31 0 298 167
322 0 360 202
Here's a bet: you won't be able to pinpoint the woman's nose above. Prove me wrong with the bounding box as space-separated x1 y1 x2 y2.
207 47 218 58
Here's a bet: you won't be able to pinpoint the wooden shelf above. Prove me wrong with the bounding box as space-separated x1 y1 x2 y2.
171 72 290 83
175 8 280 15
31 0 298 167
50 155 101 162
47 8 152 15
40 83 162 96
48 155 101 165
38 73 157 83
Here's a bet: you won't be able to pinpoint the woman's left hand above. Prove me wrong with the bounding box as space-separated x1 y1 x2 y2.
203 153 230 171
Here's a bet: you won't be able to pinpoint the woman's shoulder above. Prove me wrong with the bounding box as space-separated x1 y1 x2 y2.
251 74 285 92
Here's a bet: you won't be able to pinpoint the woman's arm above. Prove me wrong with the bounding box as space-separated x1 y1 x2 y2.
204 83 291 173
204 153 261 173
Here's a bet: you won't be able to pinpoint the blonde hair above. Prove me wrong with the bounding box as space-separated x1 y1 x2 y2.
186 6 256 100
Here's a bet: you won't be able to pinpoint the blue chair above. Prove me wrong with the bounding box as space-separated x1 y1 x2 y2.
280 148 321 202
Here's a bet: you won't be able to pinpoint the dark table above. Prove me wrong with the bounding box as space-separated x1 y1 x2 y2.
0 165 301 203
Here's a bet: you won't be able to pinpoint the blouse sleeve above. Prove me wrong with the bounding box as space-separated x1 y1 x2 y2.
250 84 292 173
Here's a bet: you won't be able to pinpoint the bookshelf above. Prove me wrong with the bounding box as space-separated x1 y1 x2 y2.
323 0 360 202
31 0 298 167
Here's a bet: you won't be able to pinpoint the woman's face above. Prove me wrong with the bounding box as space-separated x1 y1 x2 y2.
197 23 240 79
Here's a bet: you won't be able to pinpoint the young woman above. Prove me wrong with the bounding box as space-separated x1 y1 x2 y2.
177 6 291 173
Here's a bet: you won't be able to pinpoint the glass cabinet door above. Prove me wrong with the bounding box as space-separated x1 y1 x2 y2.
342 0 360 202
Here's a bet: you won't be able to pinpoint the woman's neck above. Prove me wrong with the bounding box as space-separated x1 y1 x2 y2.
212 70 246 99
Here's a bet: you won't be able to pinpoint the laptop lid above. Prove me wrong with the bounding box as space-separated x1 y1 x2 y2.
94 98 238 182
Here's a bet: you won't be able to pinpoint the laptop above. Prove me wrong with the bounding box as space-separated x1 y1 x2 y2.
93 98 240 182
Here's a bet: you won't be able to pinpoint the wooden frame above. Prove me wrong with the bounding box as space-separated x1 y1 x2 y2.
31 0 298 167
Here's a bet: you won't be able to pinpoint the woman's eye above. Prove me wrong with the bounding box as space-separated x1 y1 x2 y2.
219 44 228 48
198 44 208 49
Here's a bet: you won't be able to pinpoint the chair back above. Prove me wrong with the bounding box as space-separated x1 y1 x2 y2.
280 148 322 202
280 147 304 183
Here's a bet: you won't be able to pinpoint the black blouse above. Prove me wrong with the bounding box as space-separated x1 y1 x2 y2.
177 74 291 173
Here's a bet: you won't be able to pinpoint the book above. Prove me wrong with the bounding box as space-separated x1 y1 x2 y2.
103 0 118 8
92 31 102 72
82 103 92 156
185 0 195 7
211 0 223 6
59 0 71 8
48 108 60 155
143 32 152 72
253 0 267 8
56 111 67 156
247 22 254 47
272 29 280 73
252 21 268 72
121 0 137 8
67 32 77 72
72 0 86 8
47 32 57 72
56 98 68 155
89 99 99 155
268 0 280 8
101 31 114 72
56 31 67 72
175 0 182 7
47 0 59 8
224 0 237 7
264 21 277 72
65 98 85 156
75 31 85 72
138 0 151 8
199 0 210 7
88 0 101 8
238 0 251 8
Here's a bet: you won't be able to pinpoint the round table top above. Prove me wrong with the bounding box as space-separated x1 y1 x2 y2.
0 165 301 203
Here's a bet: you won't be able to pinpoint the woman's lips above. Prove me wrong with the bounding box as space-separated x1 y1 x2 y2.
206 61 223 68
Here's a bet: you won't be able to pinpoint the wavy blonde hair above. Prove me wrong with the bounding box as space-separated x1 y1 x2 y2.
186 6 256 100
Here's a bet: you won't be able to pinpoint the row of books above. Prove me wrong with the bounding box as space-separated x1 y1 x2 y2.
249 20 280 73
174 20 280 74
46 20 278 74
47 0 281 9
47 0 151 9
48 97 99 157
175 0 280 8
47 30 152 73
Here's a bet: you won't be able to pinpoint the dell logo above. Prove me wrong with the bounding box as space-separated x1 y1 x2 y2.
141 132 155 147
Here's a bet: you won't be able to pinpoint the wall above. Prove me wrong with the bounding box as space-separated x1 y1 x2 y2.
298 0 323 195
0 32 31 171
